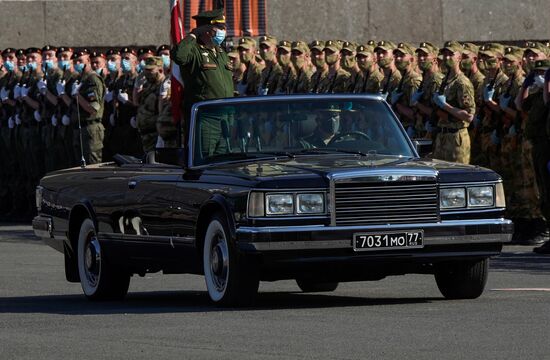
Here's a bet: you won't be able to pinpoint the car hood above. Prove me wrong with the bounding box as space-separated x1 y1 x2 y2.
203 155 499 188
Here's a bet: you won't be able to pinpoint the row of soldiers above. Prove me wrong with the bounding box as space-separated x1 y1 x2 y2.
0 45 178 220
227 36 550 248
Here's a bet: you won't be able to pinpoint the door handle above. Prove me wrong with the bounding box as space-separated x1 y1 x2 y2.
128 180 137 189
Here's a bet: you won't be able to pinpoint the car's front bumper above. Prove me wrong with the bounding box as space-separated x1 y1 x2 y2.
236 218 513 252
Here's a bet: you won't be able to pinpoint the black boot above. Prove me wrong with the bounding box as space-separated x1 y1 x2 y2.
520 219 548 246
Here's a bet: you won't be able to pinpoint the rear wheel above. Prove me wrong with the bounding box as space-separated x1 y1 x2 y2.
296 279 339 293
77 218 130 300
434 258 489 300
203 213 259 307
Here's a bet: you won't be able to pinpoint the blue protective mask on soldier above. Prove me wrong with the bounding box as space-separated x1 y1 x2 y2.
534 75 545 88
27 61 38 71
212 29 226 46
74 63 85 74
121 59 132 73
94 68 103 76
59 60 71 71
44 59 56 70
137 60 145 73
107 61 118 73
161 55 171 69
4 60 15 72
18 65 26 72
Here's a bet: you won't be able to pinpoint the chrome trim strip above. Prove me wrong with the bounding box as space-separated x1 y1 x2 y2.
236 218 512 234
440 180 502 187
98 232 195 245
441 208 505 215
240 233 511 251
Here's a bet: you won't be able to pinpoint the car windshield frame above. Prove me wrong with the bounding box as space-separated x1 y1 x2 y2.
188 94 418 168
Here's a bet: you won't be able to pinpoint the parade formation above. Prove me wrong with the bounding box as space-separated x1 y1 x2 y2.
1 8 550 256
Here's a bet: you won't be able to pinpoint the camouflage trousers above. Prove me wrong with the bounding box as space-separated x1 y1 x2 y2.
73 121 105 165
500 135 542 219
432 128 470 164
479 131 501 174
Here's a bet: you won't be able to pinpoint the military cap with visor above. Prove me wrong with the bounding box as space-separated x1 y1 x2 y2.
106 49 120 56
394 42 416 56
2 48 16 56
324 40 343 53
192 8 226 27
16 49 26 58
144 56 164 69
479 43 504 58
138 48 155 57
441 41 463 54
120 47 137 56
341 41 356 53
503 46 523 62
309 40 325 52
90 51 106 59
41 45 57 53
291 41 310 54
416 42 438 56
237 37 257 50
277 40 291 52
25 47 42 55
534 59 550 71
356 44 374 56
462 42 480 56
524 41 548 57
156 45 170 55
56 47 73 55
374 40 397 52
259 35 278 47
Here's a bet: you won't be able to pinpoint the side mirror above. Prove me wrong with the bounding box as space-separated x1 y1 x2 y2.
414 139 433 158
155 148 187 167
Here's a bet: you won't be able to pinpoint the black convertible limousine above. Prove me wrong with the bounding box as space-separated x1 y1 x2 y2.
33 95 513 306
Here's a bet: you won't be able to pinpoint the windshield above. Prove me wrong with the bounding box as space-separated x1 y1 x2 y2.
192 98 415 166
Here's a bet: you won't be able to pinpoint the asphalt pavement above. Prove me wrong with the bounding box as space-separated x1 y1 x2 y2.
1 224 549 359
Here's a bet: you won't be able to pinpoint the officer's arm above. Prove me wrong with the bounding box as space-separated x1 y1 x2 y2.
77 79 103 116
515 87 529 111
45 89 58 106
22 93 40 110
442 82 475 123
172 35 197 66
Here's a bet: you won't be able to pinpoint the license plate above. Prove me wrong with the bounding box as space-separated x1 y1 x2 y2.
353 231 424 252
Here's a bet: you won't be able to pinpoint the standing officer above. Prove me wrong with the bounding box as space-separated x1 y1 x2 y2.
288 41 314 94
478 43 509 173
274 40 296 94
236 37 264 96
258 35 283 95
374 41 402 100
353 43 384 94
70 50 106 165
171 8 233 150
411 42 443 139
391 42 422 136
431 41 476 164
309 40 328 93
316 40 351 93
136 57 165 153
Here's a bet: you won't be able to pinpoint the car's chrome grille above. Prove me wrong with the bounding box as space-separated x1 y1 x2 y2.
333 181 439 226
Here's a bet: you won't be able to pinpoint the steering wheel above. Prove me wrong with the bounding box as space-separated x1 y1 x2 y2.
327 131 371 146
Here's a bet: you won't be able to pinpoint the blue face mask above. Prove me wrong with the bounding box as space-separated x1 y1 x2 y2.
59 60 71 71
19 65 26 72
95 68 104 76
136 60 145 73
161 55 170 69
44 59 56 70
107 61 118 73
121 59 132 73
27 62 38 71
212 29 226 46
74 63 85 73
4 60 15 72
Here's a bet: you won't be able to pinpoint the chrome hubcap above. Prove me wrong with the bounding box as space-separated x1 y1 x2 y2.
84 234 101 287
209 233 228 292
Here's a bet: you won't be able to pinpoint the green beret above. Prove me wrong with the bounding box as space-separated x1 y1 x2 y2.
291 41 310 54
441 40 463 54
238 37 257 50
309 40 325 52
192 8 226 27
374 40 397 52
394 42 416 56
479 43 504 58
416 42 439 56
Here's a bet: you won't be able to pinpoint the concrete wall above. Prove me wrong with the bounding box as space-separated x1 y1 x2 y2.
0 0 549 48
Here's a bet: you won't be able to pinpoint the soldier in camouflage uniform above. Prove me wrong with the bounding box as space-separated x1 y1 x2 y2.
432 41 476 164
69 50 106 164
288 41 314 94
316 40 351 94
258 36 283 95
411 42 444 139
274 40 296 94
340 41 361 91
227 47 244 95
236 37 264 96
135 57 165 153
309 40 328 93
374 41 403 99
391 42 423 137
353 42 384 94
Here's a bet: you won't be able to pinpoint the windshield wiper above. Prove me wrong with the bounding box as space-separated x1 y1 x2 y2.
295 148 368 156
255 151 296 158
206 151 295 162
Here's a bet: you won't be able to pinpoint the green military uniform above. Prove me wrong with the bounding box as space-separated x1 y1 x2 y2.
340 41 360 91
258 36 283 95
236 37 264 96
352 44 384 94
136 57 164 153
288 41 314 94
392 43 423 129
309 40 328 93
57 69 79 169
41 62 64 173
316 41 351 94
72 70 106 164
432 42 476 164
374 41 402 96
274 41 296 94
478 43 509 172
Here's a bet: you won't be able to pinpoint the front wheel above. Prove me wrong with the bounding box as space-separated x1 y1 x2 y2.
434 258 489 300
203 214 259 307
77 218 130 300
